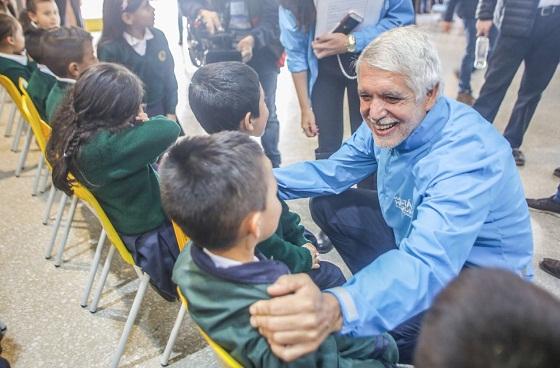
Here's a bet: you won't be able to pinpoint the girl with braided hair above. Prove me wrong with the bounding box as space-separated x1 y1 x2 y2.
46 62 182 301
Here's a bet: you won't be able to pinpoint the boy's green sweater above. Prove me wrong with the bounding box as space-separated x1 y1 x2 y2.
257 199 313 273
173 247 399 368
46 80 72 123
0 56 35 91
27 68 56 120
76 117 181 235
97 27 178 115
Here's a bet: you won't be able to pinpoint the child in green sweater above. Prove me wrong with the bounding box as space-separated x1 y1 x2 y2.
98 0 178 121
160 132 398 367
187 61 345 290
0 14 34 89
40 26 97 122
46 62 182 301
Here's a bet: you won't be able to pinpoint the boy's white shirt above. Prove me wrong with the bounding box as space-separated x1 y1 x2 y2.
37 64 57 78
55 75 77 84
123 28 154 56
203 248 259 269
0 52 27 65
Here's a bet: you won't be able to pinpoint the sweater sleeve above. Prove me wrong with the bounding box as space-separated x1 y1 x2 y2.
476 0 497 20
279 200 309 246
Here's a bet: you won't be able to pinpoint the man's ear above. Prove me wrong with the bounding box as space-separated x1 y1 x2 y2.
424 83 440 111
68 61 80 79
121 12 134 26
239 111 253 134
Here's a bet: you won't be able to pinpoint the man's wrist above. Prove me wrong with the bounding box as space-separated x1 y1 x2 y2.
323 293 343 333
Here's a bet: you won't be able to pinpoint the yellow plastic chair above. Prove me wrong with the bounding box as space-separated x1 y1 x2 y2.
0 76 29 168
160 226 243 368
84 18 103 32
71 180 151 368
0 75 21 140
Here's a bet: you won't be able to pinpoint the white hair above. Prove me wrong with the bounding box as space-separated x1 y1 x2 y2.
356 26 443 101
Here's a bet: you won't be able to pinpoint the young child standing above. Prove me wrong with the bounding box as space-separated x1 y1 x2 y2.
46 63 182 301
160 131 399 367
40 26 97 121
0 14 34 88
98 0 178 120
188 61 345 290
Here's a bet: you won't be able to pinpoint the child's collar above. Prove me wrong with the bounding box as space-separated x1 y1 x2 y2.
37 64 57 77
203 248 259 268
0 51 27 66
54 75 77 85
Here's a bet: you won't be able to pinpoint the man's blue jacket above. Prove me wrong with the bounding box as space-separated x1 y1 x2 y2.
275 96 533 336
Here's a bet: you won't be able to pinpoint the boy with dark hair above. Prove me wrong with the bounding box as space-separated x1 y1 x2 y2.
25 27 55 119
41 26 97 121
188 61 344 289
160 131 399 367
414 268 560 368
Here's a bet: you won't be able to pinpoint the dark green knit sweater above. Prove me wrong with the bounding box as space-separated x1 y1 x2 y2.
0 56 34 90
45 80 72 123
75 117 181 235
27 68 56 120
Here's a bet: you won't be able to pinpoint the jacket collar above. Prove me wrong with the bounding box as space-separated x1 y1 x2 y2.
190 244 290 284
395 96 449 153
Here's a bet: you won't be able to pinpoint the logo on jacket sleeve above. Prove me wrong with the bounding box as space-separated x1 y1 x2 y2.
394 195 413 218
158 50 167 62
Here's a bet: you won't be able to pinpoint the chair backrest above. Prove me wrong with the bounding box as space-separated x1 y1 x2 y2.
172 221 189 252
84 18 103 32
71 181 136 266
0 75 24 114
178 290 244 368
20 83 49 154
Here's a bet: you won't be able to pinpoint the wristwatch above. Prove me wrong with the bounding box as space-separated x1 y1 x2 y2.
347 34 357 53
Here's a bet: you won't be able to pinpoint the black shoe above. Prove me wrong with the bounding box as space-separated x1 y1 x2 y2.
527 196 560 214
539 258 560 279
512 148 525 166
554 167 560 178
149 280 178 302
316 231 334 254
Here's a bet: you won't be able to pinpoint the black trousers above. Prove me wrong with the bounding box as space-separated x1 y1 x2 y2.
310 189 423 364
473 9 560 149
311 54 362 160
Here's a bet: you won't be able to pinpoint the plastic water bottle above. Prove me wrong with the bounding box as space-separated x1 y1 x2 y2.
474 36 489 69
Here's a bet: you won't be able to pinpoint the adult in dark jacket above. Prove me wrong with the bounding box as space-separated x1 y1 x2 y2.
179 0 284 168
441 0 496 105
473 0 560 166
55 0 83 27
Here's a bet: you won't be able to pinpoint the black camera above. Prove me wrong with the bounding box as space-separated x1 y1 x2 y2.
186 17 242 66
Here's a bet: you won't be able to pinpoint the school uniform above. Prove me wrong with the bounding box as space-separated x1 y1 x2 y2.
0 52 35 90
27 64 57 120
75 117 182 300
45 78 74 122
97 28 178 117
173 244 399 368
258 199 346 290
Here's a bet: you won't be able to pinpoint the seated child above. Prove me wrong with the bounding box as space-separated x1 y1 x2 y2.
24 28 55 119
0 14 34 88
188 61 345 290
40 26 97 121
160 131 399 367
46 62 182 301
19 0 60 32
414 268 560 368
98 0 177 120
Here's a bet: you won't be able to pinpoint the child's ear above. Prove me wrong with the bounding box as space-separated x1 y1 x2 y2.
239 111 254 135
68 62 80 79
28 11 39 24
121 12 134 26
243 211 262 240
5 36 14 46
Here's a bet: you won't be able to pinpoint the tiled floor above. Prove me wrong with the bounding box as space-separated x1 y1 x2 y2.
0 5 559 368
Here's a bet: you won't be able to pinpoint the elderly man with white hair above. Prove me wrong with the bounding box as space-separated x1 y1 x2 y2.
249 26 533 364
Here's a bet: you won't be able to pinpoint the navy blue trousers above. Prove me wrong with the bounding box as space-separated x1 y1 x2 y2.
310 188 423 364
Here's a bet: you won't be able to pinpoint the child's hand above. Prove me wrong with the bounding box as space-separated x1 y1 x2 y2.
237 35 255 63
166 113 177 122
302 243 320 269
135 112 149 122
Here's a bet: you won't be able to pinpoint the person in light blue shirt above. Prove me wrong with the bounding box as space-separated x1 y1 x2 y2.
249 26 533 365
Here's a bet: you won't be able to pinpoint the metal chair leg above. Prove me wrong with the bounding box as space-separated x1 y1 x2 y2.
32 155 45 196
10 116 25 152
89 245 116 313
80 230 107 308
4 104 16 137
42 186 57 225
15 125 32 177
160 303 187 366
110 272 150 368
39 163 50 193
45 194 68 259
54 195 79 267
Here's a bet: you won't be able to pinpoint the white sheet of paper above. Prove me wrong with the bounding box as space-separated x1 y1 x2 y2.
314 0 385 38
